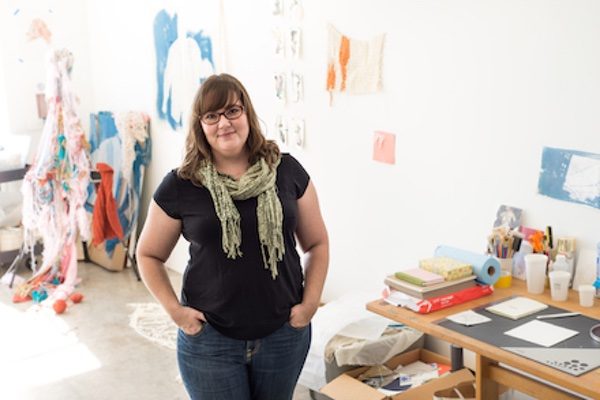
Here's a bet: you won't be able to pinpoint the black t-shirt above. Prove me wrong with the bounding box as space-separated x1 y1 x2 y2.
153 154 310 340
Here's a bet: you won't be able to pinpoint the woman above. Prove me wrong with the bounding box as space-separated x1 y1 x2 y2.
136 73 329 400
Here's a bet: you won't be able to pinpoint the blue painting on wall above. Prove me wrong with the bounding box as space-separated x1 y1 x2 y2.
153 10 215 130
538 147 600 210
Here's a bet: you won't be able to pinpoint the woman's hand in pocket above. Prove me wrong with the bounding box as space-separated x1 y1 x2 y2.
171 305 206 335
289 302 317 329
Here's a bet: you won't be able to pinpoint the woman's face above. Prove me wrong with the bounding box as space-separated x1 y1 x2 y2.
200 100 249 161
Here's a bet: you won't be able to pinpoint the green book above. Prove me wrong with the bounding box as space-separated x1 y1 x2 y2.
394 268 445 286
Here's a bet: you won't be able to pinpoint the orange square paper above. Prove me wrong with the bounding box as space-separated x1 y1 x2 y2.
372 131 396 165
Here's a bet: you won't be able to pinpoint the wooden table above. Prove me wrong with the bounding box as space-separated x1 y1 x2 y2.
367 279 600 400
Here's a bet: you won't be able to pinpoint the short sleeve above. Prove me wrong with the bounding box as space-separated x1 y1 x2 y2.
153 170 182 219
281 154 310 199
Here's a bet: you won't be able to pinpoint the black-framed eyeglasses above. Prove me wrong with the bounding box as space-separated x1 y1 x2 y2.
200 105 245 125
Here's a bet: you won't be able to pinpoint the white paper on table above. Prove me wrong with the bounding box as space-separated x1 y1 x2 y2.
446 310 492 326
504 320 579 347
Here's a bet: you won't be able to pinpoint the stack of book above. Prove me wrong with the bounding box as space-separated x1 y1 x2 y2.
383 267 493 314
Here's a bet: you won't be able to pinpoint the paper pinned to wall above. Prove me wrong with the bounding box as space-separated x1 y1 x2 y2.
538 147 600 210
373 131 396 165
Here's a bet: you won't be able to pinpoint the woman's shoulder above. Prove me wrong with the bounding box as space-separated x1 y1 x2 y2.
277 153 310 196
158 168 196 189
279 152 303 169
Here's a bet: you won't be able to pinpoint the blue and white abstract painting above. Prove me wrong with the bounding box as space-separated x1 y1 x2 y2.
538 147 600 210
153 10 215 130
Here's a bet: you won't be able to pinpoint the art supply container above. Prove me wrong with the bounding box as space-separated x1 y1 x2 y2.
579 285 595 307
525 254 547 294
549 270 570 301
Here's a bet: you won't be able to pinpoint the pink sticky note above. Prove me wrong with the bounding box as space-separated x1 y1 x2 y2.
372 131 396 165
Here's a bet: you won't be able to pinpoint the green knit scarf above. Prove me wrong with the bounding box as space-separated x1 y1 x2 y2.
197 157 284 279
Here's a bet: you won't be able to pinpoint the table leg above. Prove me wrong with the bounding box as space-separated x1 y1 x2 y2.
476 353 499 400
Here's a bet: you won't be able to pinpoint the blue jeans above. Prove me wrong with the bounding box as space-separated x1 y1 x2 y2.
177 321 311 400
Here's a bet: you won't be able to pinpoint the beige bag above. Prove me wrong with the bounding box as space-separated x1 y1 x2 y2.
432 381 476 400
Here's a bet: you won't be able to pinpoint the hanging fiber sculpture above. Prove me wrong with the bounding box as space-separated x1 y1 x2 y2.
326 24 385 104
17 48 91 302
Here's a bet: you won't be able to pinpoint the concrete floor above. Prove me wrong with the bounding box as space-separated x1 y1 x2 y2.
0 262 311 400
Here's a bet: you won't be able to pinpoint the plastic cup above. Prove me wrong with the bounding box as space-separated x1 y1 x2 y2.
499 258 513 274
525 254 547 294
549 270 570 301
579 284 595 307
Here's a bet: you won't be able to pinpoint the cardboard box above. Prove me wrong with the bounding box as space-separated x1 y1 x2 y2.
86 241 128 272
320 348 474 400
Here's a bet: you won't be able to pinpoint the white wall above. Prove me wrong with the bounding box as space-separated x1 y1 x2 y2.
3 1 600 302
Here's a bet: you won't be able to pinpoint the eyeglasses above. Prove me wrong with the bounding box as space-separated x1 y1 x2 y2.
200 105 245 125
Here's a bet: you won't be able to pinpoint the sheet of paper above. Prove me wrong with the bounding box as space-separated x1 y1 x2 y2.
504 320 579 347
446 310 492 326
373 131 396 165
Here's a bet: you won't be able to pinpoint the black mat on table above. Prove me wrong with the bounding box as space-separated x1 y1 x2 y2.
437 296 600 376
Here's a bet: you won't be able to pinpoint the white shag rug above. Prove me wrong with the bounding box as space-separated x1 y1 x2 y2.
128 303 177 350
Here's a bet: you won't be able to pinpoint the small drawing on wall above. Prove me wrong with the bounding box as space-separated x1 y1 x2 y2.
288 0 303 20
273 28 285 57
290 72 303 103
274 72 287 103
276 116 288 144
290 118 305 148
289 27 302 59
273 0 284 16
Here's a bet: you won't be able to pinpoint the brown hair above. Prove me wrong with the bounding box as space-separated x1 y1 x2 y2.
178 73 280 185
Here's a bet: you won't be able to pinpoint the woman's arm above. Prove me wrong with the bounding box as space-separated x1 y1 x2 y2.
136 200 205 334
289 180 329 328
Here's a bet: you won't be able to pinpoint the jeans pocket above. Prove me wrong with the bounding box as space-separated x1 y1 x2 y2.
182 322 207 338
286 320 309 332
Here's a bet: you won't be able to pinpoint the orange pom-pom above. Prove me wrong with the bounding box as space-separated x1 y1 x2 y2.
53 299 67 314
70 292 84 303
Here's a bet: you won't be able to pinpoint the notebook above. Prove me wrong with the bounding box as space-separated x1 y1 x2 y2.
485 296 548 320
384 274 476 299
394 268 445 286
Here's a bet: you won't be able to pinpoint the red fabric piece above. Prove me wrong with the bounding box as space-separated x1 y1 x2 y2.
92 162 123 245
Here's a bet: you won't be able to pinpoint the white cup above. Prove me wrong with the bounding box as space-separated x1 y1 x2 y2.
525 254 547 294
499 258 513 274
579 284 595 307
549 270 570 301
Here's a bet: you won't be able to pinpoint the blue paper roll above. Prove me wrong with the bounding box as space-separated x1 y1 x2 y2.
434 245 501 285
